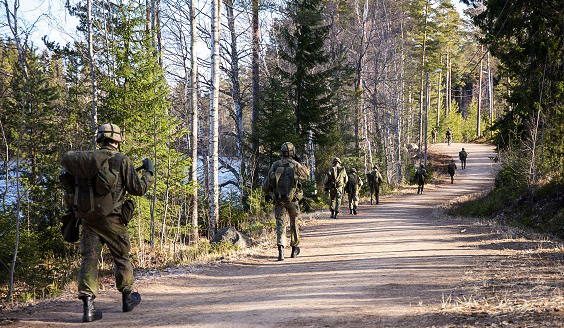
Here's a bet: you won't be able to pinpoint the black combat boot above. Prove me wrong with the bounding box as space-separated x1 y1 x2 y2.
277 245 285 261
353 208 357 215
79 295 102 322
330 210 334 219
291 246 300 258
349 208 353 214
122 291 141 312
334 211 339 219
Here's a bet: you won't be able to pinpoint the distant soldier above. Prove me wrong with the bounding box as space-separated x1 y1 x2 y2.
446 127 453 146
459 147 468 169
415 164 427 194
447 159 457 184
263 142 310 261
324 157 348 219
346 168 363 215
431 127 437 144
367 165 383 205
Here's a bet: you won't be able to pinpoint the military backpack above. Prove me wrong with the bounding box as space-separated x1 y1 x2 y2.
60 150 124 221
270 161 298 202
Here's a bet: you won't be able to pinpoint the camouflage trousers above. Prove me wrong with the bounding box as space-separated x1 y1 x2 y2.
348 191 360 210
329 188 344 213
370 185 380 204
78 214 133 298
275 199 300 247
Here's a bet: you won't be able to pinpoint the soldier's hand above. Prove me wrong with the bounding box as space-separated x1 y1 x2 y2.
292 154 301 163
264 193 272 203
142 158 154 175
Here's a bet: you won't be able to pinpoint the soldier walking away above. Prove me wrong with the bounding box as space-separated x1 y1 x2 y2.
324 157 348 219
367 165 383 205
431 127 437 144
448 159 457 184
59 124 154 322
446 127 453 146
262 142 310 261
459 147 468 169
346 168 363 215
415 164 427 194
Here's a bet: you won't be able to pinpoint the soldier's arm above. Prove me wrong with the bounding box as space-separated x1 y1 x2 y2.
293 160 310 180
122 155 154 196
262 163 277 192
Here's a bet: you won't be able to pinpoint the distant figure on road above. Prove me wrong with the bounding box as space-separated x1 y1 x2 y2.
263 142 310 261
431 127 437 144
415 164 427 194
447 159 457 184
446 127 453 146
459 148 468 169
324 157 348 219
367 165 383 205
346 168 363 215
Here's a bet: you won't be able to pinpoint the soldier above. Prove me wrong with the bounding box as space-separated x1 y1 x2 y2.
446 127 453 146
263 142 310 261
346 168 363 215
448 159 457 184
415 163 427 194
431 127 437 144
60 124 154 322
459 147 468 169
367 165 383 205
324 157 348 219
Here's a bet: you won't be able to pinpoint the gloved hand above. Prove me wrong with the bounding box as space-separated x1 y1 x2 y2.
264 193 272 203
142 158 154 175
292 154 301 163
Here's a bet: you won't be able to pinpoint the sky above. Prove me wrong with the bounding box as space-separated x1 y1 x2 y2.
12 0 470 51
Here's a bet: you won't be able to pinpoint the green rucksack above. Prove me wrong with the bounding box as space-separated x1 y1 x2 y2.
270 162 298 201
60 150 123 221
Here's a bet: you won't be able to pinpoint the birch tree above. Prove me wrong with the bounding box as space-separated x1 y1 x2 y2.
209 0 221 239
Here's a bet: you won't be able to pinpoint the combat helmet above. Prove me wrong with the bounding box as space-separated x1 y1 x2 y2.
350 168 357 173
462 147 465 151
280 142 295 158
96 123 124 143
420 163 424 168
332 157 341 164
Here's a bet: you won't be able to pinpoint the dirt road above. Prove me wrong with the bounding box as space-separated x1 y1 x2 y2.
4 143 510 327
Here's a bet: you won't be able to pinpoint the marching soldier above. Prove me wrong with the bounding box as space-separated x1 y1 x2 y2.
324 157 348 219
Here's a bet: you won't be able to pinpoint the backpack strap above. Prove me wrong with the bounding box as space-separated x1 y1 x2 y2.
73 176 79 210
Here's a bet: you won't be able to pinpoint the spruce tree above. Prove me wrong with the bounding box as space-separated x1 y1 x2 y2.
278 0 337 149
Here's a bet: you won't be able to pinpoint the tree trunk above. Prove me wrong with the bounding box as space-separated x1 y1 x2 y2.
225 0 246 203
477 45 483 137
487 51 493 135
4 0 28 301
419 0 429 160
88 0 97 148
190 0 199 244
209 0 221 240
250 0 259 187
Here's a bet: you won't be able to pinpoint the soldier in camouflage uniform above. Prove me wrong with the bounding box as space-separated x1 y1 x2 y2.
263 142 310 261
367 165 383 205
458 147 468 169
324 157 348 219
415 163 427 194
66 124 154 322
431 127 437 144
346 168 363 215
446 127 453 146
448 159 457 184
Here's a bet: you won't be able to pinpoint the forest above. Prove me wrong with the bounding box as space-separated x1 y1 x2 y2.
0 0 562 302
